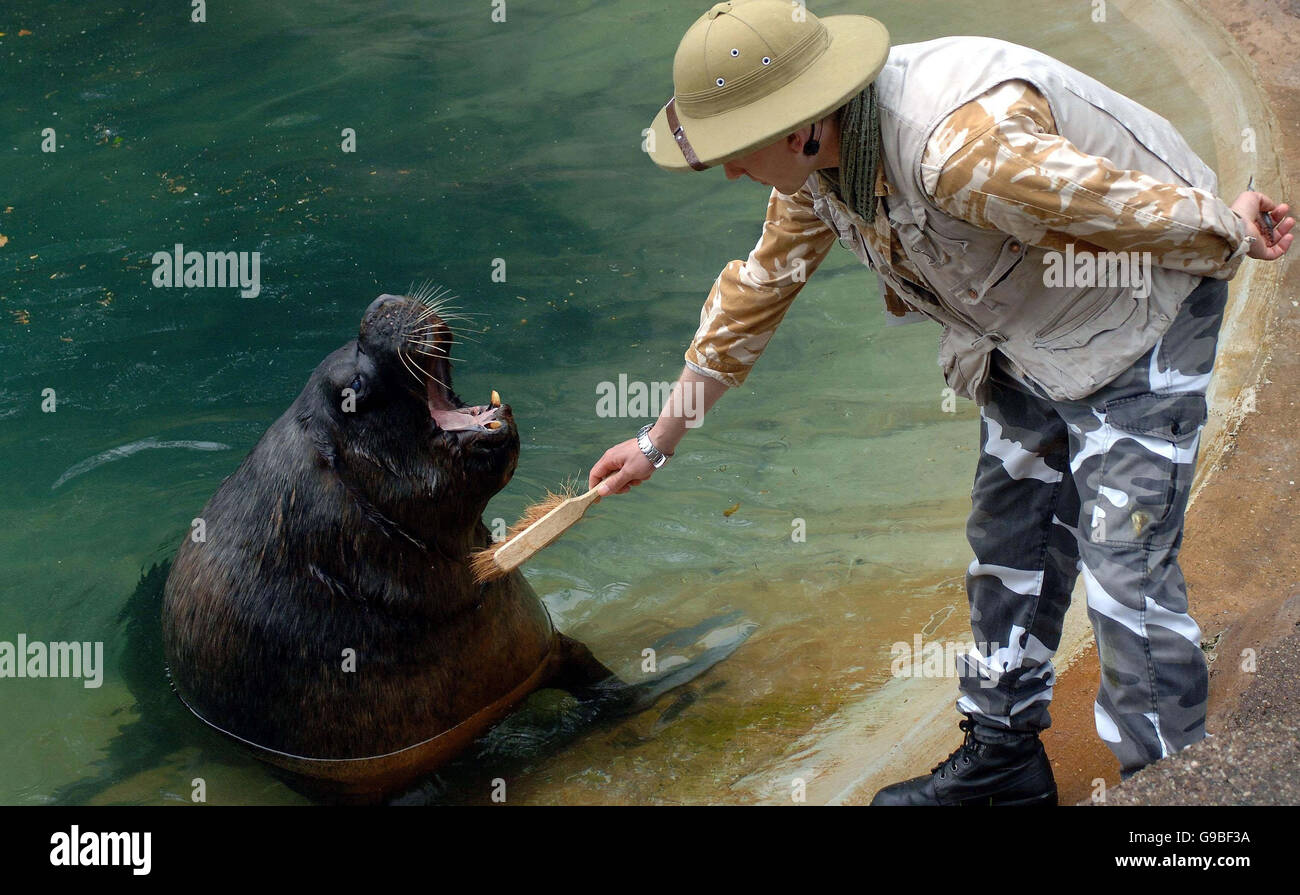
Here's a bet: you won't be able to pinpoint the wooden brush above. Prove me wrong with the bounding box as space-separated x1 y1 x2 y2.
469 479 604 583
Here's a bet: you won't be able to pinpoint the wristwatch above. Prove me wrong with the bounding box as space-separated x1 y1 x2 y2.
636 423 672 469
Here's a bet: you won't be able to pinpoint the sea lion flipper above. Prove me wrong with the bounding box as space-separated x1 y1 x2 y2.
547 632 619 692
612 624 755 715
557 621 756 719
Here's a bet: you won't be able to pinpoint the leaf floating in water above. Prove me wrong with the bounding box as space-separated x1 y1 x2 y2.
0 234 7 246
722 502 740 517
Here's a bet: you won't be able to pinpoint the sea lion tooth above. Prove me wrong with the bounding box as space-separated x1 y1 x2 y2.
490 389 501 408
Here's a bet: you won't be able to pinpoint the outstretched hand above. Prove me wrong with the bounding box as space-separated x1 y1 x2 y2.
1231 190 1294 261
588 439 656 496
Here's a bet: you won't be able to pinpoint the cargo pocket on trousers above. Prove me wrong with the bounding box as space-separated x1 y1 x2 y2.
1088 392 1207 547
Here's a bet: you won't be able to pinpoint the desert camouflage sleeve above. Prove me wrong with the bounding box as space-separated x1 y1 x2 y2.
923 79 1252 280
684 184 838 387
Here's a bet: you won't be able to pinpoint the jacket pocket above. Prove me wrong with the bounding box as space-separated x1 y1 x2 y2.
972 238 1027 303
1033 288 1138 349
938 326 995 403
918 212 971 263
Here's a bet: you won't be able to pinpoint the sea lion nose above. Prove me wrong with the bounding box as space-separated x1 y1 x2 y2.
360 294 414 342
366 293 407 315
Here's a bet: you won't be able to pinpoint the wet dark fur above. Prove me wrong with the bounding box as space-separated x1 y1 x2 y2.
157 293 752 802
162 295 602 765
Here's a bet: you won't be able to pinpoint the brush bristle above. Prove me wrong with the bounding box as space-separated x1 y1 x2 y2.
468 547 507 584
467 483 581 584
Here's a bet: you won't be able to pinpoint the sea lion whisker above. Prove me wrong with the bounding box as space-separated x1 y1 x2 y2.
401 325 434 345
396 348 428 386
426 306 485 319
400 348 453 393
422 296 467 310
406 346 453 358
403 346 432 376
402 313 434 336
409 280 442 306
430 318 485 337
425 297 467 317
423 285 456 304
403 298 439 321
433 332 482 346
397 356 422 388
411 349 467 363
431 314 488 329
434 318 485 333
419 281 443 303
409 284 455 310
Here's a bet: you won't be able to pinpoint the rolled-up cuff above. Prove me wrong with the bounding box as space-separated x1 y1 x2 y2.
1209 208 1254 280
684 354 743 389
1214 231 1253 280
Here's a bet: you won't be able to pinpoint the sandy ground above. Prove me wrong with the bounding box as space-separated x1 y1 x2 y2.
1044 0 1300 806
1100 611 1300 805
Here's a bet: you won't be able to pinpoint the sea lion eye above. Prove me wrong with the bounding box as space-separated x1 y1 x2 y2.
339 375 364 413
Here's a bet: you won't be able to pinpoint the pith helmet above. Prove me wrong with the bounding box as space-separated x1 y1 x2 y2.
647 0 890 172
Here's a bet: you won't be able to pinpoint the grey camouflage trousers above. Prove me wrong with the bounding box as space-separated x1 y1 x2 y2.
955 275 1229 775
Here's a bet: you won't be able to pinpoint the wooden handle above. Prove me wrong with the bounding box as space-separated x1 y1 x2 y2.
491 485 604 574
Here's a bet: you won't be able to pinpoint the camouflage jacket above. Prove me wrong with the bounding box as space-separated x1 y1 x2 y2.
684 36 1250 404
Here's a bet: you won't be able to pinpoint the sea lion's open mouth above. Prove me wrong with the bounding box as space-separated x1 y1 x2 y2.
425 377 508 435
360 290 512 439
417 345 510 437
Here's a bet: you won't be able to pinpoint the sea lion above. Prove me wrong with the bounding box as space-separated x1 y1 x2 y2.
162 291 740 803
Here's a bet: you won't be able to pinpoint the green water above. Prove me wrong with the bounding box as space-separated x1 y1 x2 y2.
0 1 1222 804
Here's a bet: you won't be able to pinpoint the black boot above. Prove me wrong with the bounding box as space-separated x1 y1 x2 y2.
870 718 1057 806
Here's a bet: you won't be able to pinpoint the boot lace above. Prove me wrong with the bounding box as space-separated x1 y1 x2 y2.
931 718 981 778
